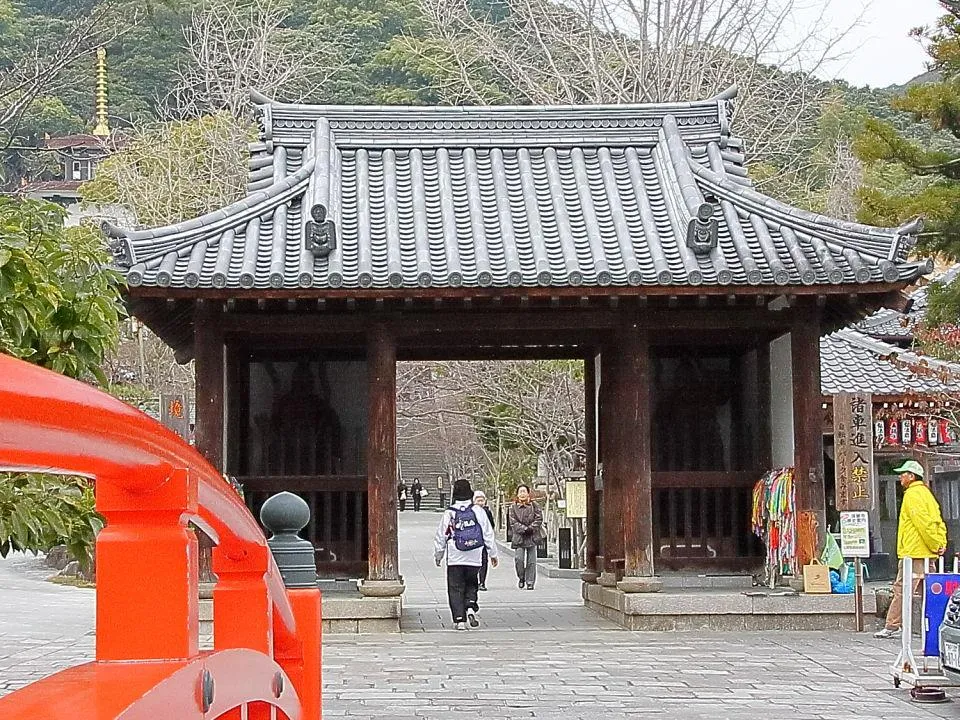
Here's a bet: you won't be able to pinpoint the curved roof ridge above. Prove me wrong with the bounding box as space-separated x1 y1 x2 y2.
831 327 960 378
249 87 737 116
687 160 921 260
104 157 316 267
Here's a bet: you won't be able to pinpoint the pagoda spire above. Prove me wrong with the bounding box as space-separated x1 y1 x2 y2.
92 47 109 138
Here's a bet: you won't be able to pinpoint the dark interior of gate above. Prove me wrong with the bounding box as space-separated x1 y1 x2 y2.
217 324 776 578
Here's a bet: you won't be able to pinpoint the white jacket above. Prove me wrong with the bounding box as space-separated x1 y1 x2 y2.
434 501 499 567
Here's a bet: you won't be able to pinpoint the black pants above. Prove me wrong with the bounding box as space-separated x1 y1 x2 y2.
479 548 489 587
447 564 480 623
413 495 421 511
399 498 406 511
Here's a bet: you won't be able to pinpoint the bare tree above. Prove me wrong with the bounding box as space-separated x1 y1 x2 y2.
398 360 585 498
169 0 342 118
392 0 860 191
0 1 135 147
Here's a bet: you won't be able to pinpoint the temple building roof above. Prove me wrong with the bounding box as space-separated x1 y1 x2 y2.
105 88 930 293
822 266 960 397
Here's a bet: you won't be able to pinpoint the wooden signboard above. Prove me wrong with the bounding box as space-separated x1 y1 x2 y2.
565 480 587 519
834 392 874 512
161 393 190 441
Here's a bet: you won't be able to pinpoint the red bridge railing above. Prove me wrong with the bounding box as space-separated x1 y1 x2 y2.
0 354 322 719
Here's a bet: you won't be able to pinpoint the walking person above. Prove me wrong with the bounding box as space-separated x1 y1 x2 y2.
474 490 495 591
412 477 424 512
508 484 543 590
876 460 947 639
398 481 408 512
434 479 498 630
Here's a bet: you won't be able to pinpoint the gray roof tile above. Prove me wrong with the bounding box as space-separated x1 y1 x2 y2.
107 91 930 291
821 328 960 395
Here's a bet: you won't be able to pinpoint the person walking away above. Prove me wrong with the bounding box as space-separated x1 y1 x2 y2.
412 478 424 512
875 460 947 639
474 490 495 591
398 481 408 512
435 479 499 630
508 484 543 590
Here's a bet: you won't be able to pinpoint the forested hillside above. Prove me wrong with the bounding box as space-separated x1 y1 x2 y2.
0 0 927 217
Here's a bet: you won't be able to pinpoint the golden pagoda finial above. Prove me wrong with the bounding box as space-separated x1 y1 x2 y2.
93 47 109 138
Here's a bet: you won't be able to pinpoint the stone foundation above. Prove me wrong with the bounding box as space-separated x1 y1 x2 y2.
199 592 402 638
322 595 402 634
583 582 880 631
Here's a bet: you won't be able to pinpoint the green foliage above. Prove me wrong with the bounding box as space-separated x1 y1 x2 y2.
0 197 125 383
0 473 102 569
81 112 252 225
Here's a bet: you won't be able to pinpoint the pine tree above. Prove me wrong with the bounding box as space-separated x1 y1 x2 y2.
855 1 960 322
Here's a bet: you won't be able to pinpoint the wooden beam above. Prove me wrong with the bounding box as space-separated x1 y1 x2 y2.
366 324 399 581
792 309 826 550
193 301 225 472
584 352 599 575
598 348 622 571
614 327 654 578
128 280 914 301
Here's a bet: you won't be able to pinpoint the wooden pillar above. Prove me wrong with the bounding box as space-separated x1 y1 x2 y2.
598 347 622 573
193 301 225 472
612 327 654 579
366 324 399 582
584 352 600 576
792 308 826 544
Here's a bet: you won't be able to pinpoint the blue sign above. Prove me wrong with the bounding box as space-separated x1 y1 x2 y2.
923 573 960 657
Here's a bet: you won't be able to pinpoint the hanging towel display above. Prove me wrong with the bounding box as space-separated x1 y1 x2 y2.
751 467 796 584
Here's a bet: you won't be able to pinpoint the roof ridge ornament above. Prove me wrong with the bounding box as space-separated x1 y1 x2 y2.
686 202 719 255
305 204 336 258
891 216 924 261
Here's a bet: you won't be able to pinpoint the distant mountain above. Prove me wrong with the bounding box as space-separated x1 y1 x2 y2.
885 69 941 93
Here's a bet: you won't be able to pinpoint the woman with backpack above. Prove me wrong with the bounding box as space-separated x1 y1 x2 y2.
434 478 499 630
508 484 542 590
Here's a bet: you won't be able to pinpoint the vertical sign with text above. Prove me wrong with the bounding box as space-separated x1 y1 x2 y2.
161 393 190 441
834 392 874 511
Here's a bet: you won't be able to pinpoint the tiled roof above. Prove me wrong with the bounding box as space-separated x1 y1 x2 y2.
821 328 960 395
20 180 82 194
855 264 960 341
105 89 931 291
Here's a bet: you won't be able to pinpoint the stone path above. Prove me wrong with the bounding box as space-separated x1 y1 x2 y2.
0 552 94 696
3 512 960 718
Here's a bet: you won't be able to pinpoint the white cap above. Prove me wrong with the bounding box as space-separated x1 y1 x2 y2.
473 490 486 500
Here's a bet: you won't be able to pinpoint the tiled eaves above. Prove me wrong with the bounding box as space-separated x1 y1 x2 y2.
821 328 960 395
110 93 931 292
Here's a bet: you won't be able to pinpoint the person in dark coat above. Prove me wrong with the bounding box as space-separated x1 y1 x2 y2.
412 478 424 512
473 490 495 591
507 484 542 590
398 481 408 512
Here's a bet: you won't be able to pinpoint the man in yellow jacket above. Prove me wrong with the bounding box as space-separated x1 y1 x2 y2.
876 460 948 639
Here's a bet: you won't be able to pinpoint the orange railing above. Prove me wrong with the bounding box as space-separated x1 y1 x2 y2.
0 354 321 719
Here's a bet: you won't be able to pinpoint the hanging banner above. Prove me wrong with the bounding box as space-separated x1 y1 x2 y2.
834 392 874 512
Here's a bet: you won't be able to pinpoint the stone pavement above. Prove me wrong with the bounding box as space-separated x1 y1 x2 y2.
0 552 94 696
3 513 960 718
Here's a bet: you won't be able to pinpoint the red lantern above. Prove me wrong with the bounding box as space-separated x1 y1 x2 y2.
915 417 928 446
888 416 900 445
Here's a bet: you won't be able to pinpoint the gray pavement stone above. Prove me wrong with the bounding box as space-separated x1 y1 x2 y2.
2 513 960 718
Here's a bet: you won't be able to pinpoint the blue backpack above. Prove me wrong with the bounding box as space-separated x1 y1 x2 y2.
449 505 484 551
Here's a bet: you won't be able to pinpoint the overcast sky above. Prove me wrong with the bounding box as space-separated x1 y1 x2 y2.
814 0 944 87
